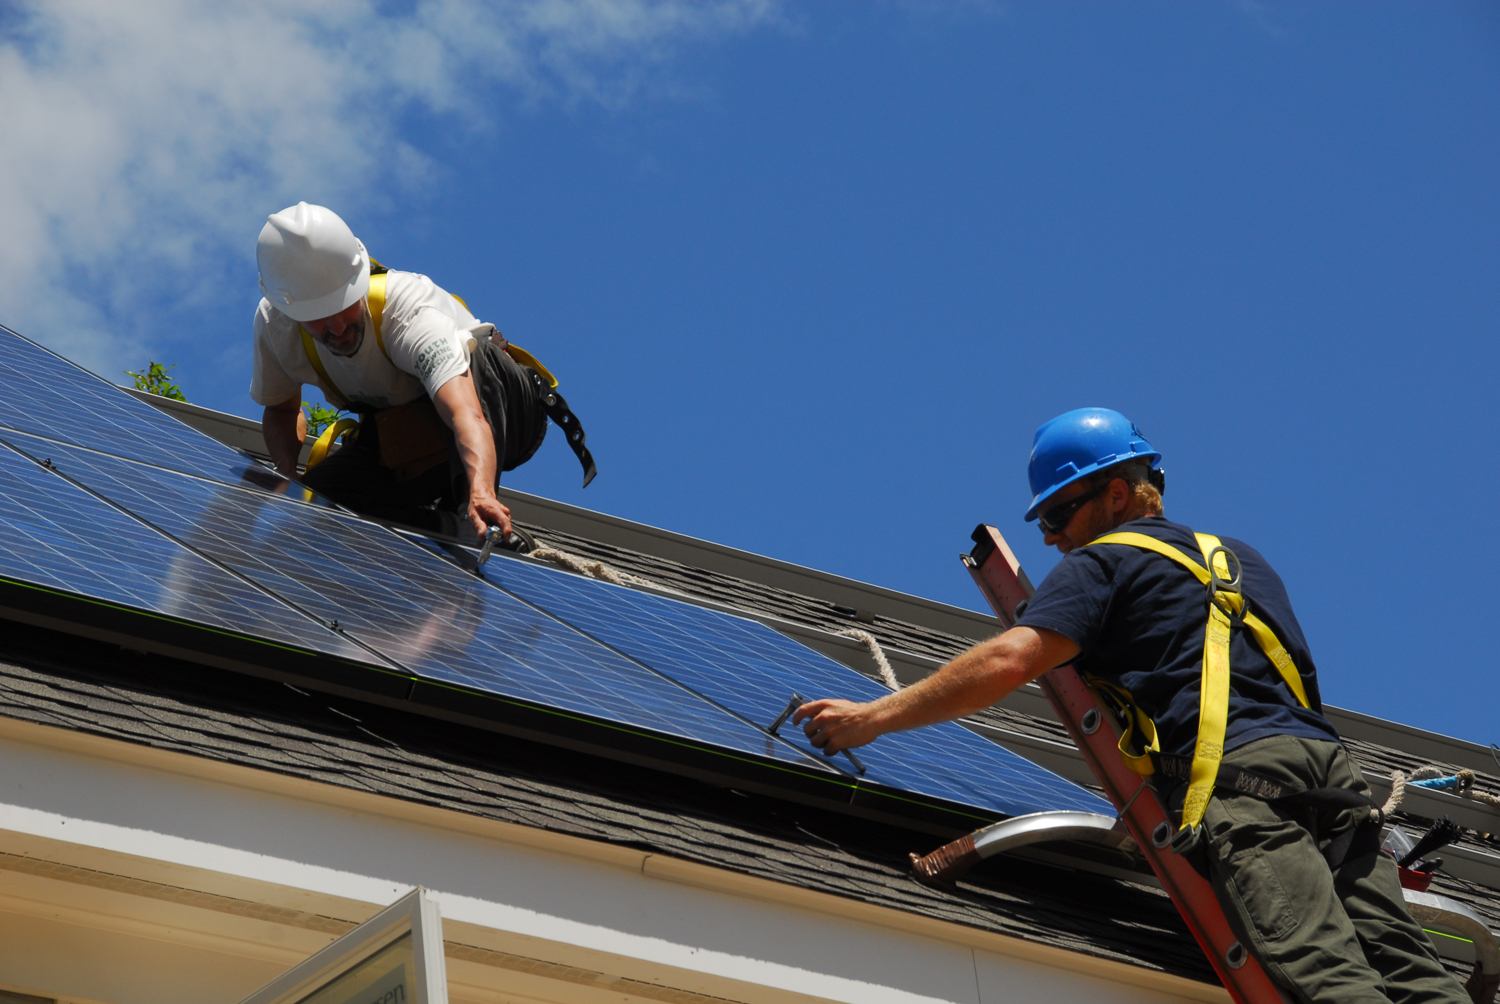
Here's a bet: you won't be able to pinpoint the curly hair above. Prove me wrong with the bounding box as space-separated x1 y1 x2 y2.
1085 458 1163 517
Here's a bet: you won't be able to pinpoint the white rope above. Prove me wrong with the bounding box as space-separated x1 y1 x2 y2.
1383 770 1406 818
527 544 661 591
1381 766 1500 817
838 628 901 692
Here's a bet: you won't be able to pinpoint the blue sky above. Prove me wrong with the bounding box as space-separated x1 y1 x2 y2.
3 2 1497 743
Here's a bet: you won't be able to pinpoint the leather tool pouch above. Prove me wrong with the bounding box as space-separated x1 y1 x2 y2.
469 337 548 473
373 397 453 481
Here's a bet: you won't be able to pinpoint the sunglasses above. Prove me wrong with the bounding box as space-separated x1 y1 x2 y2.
1037 482 1108 535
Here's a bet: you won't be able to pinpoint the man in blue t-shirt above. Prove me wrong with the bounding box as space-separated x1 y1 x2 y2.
795 408 1467 1004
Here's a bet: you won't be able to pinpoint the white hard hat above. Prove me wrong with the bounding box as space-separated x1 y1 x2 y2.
256 202 370 323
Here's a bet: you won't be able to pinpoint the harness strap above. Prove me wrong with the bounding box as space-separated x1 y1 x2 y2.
1190 531 1235 830
528 370 597 487
1151 751 1373 810
1086 676 1162 776
299 327 351 410
1091 531 1311 707
299 264 592 482
368 270 390 363
1090 530 1312 831
305 418 360 471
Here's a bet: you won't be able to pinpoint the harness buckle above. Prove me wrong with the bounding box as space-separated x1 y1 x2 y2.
1169 821 1212 877
1169 823 1203 857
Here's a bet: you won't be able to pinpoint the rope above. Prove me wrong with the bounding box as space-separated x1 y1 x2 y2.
527 543 663 592
837 628 901 692
1382 771 1406 818
1381 766 1500 817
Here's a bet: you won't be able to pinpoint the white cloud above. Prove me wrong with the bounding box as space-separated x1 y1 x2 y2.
0 0 777 379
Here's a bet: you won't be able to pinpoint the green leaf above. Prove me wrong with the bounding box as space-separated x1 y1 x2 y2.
125 360 187 401
302 401 348 439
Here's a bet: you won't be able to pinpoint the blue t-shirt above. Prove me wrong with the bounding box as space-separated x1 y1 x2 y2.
1016 516 1339 760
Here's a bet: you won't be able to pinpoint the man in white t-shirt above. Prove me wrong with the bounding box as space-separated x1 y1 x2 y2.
250 202 554 542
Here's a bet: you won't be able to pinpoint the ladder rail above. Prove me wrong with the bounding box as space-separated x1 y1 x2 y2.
965 524 1291 1004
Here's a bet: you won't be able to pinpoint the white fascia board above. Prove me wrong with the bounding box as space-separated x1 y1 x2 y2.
0 805 969 1004
0 718 1226 1004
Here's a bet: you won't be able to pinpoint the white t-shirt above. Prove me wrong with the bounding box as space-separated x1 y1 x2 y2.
250 270 494 410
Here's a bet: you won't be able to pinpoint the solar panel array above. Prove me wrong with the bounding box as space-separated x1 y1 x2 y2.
478 554 1105 816
0 324 1108 823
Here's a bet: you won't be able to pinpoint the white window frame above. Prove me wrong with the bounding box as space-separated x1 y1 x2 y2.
238 887 448 1004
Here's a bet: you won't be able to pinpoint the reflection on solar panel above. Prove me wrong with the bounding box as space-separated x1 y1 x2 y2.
0 325 271 484
478 552 1111 819
0 439 371 665
3 431 831 774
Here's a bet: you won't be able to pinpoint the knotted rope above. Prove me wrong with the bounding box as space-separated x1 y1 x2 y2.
1382 765 1500 817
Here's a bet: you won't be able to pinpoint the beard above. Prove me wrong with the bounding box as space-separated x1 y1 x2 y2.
321 308 368 357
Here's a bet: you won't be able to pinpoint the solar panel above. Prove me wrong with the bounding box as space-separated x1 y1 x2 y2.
476 552 1111 820
0 438 375 666
2 430 835 775
0 329 1103 827
0 325 273 484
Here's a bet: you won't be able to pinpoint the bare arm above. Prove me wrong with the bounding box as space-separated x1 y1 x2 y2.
794 626 1080 755
262 395 306 480
432 371 511 541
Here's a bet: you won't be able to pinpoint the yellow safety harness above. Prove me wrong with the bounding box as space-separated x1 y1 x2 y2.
299 265 562 469
1085 531 1312 832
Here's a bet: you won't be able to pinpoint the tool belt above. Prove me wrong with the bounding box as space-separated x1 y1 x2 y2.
371 396 452 481
1150 749 1385 874
300 262 596 486
301 396 455 483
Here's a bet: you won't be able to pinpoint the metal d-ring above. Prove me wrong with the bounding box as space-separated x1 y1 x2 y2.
1204 544 1244 616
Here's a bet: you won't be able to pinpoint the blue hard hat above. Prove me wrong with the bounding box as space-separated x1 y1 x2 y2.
1024 407 1162 521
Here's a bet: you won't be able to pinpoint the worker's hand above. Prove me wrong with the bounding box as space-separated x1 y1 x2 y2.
467 491 512 543
794 698 882 756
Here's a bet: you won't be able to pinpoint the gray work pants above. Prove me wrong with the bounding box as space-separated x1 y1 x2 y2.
1188 735 1468 1004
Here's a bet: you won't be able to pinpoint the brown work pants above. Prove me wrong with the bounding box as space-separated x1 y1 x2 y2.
1189 735 1469 1004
